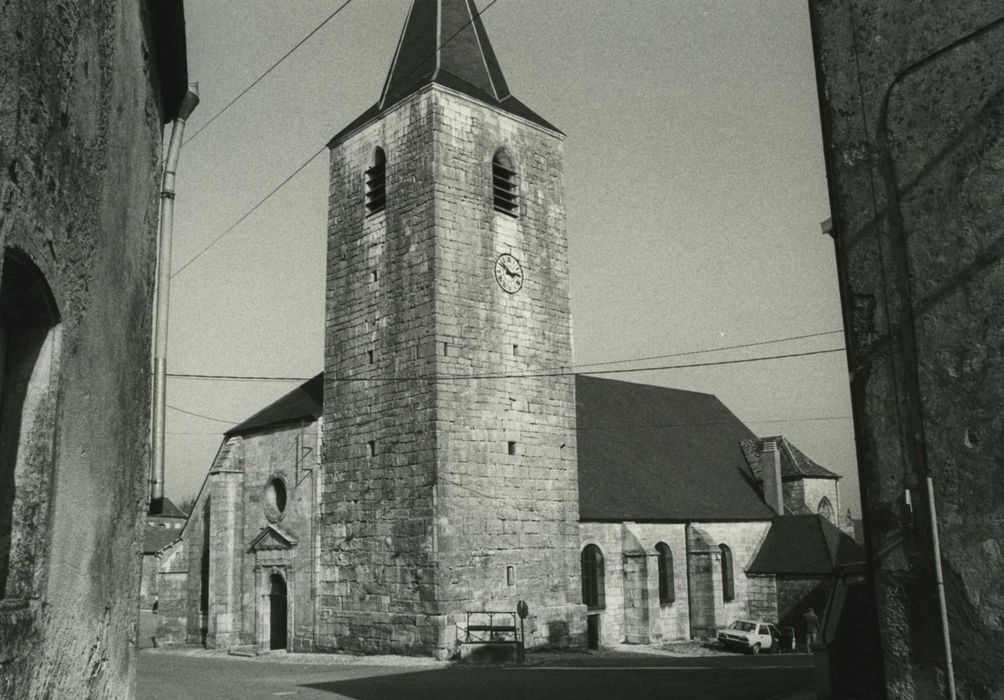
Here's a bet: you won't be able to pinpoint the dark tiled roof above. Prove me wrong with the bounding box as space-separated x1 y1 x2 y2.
150 496 187 520
329 0 558 145
143 525 181 555
226 373 323 436
746 515 865 576
740 436 840 481
576 375 775 522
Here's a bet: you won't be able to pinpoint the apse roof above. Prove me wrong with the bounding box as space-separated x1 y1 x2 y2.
576 375 775 522
329 0 559 144
746 514 865 577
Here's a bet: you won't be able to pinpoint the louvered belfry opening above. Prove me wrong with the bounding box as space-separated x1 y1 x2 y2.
365 147 386 215
492 149 517 217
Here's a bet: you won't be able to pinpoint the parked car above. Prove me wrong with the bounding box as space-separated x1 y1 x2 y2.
717 620 780 654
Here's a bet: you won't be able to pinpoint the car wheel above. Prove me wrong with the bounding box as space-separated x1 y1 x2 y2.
750 643 761 655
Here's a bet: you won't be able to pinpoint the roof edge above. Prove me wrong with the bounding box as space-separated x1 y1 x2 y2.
328 82 564 149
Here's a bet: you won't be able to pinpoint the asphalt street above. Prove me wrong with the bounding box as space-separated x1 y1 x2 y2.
138 648 815 700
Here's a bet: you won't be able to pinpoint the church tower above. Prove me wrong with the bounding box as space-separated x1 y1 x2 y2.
323 0 584 657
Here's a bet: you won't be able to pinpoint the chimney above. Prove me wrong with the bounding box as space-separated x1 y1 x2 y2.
762 439 784 515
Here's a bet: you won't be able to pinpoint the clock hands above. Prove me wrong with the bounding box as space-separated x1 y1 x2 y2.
500 262 521 280
495 254 523 293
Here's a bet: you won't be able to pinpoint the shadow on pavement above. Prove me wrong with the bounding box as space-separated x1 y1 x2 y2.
302 663 814 700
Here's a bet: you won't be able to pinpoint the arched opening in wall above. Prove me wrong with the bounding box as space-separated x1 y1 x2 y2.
656 542 675 606
580 544 605 610
817 496 834 523
365 147 386 215
719 543 735 602
268 572 288 651
581 544 605 650
492 149 518 217
0 249 61 601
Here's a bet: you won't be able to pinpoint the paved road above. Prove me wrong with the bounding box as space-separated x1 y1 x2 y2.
138 648 814 700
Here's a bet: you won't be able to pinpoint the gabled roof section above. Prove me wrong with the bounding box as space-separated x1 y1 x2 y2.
148 496 188 520
746 515 865 577
329 0 558 145
226 373 323 436
740 436 841 481
248 524 299 553
576 375 775 522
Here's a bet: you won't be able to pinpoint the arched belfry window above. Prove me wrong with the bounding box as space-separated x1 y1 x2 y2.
0 249 61 599
656 542 675 606
581 544 605 610
492 149 518 217
817 496 835 523
365 147 386 215
719 543 735 602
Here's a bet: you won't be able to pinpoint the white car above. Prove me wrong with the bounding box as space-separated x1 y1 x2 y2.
717 620 780 654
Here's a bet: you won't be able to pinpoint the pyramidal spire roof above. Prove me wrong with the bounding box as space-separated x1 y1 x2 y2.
330 0 558 144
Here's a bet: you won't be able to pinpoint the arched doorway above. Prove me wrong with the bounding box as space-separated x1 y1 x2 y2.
268 573 287 650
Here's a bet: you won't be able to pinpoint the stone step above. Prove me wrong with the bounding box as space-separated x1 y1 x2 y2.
228 645 259 657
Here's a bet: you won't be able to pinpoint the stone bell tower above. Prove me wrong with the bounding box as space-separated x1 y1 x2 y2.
321 0 584 657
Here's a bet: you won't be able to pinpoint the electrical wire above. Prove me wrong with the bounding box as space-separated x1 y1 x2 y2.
167 412 851 431
182 0 360 146
165 329 844 383
171 0 508 280
170 145 327 278
573 329 843 369
166 346 845 385
167 404 240 425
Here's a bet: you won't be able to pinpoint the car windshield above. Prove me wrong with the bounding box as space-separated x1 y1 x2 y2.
730 621 756 632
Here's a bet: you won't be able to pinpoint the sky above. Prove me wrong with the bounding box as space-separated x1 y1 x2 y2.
167 0 859 517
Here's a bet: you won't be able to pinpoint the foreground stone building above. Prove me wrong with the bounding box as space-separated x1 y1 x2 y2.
0 0 189 696
810 2 1004 697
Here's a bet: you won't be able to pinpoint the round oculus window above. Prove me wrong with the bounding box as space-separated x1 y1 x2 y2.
264 477 287 520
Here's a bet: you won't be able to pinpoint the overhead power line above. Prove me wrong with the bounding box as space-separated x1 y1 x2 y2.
168 373 313 383
170 145 327 278
167 409 851 431
167 346 845 385
167 404 240 425
183 0 360 146
166 328 844 384
171 0 508 279
571 329 842 370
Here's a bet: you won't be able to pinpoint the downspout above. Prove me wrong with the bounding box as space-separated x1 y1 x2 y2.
151 84 200 514
926 478 956 700
313 418 323 650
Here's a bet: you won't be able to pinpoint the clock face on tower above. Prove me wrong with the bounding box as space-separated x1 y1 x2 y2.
494 253 523 294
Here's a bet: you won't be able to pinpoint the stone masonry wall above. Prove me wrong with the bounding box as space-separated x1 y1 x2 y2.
688 521 775 635
324 85 585 657
0 1 166 696
580 522 690 648
430 87 584 654
800 478 839 522
810 3 1004 696
155 540 188 646
237 421 320 651
324 89 441 654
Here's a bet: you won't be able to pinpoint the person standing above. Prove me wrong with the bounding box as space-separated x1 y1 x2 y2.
803 606 820 653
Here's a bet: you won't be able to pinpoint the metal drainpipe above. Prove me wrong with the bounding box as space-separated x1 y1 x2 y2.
151 84 200 514
927 477 957 700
